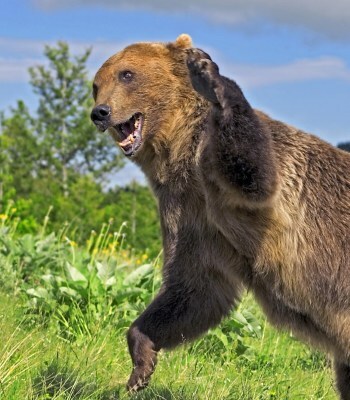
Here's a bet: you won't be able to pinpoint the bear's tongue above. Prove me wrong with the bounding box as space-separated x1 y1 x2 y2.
120 120 135 138
118 121 135 150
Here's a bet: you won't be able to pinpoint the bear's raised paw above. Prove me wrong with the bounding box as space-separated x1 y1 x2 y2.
186 48 222 104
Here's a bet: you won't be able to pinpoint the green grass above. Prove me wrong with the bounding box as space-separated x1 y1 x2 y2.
0 215 338 399
0 292 336 400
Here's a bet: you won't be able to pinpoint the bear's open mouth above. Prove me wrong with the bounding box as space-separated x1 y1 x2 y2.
114 113 143 157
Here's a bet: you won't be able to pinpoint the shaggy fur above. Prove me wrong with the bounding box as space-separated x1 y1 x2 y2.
91 34 350 398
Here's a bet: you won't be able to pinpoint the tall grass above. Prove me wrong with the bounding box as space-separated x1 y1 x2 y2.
0 210 337 399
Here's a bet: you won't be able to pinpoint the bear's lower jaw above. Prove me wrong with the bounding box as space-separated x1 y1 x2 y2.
111 112 144 157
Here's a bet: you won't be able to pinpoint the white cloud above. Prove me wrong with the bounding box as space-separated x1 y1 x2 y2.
220 57 350 88
1 37 350 89
32 0 350 40
0 37 125 63
0 38 45 56
0 58 40 83
0 37 126 82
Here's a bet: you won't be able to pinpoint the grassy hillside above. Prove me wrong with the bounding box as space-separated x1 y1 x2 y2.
0 216 337 399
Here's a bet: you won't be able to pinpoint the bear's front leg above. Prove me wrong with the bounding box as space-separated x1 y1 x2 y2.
187 48 278 205
126 324 158 392
334 359 350 400
126 269 239 392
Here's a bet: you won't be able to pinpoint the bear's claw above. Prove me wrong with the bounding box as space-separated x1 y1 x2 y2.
126 368 150 393
186 48 221 104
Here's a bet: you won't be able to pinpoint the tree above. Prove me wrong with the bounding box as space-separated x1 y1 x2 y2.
0 42 162 251
0 42 127 234
0 102 40 207
102 182 161 257
338 142 350 152
29 42 123 197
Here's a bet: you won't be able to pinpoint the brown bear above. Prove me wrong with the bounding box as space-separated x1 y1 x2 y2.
91 34 350 399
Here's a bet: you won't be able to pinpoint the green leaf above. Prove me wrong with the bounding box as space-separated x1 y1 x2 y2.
59 286 79 298
211 329 229 347
105 276 116 286
233 311 248 326
41 274 54 282
123 264 153 285
65 262 87 283
96 261 114 283
26 287 50 299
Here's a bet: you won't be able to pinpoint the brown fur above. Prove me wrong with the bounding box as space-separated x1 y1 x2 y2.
91 35 350 398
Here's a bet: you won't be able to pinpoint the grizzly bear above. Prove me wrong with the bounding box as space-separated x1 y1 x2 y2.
91 34 350 399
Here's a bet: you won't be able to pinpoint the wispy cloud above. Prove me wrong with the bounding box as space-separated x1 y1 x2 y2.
221 57 350 88
0 37 126 82
1 37 350 89
32 0 350 40
0 38 45 56
0 58 40 82
0 37 125 62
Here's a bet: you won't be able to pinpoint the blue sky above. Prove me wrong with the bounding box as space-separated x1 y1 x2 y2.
1 0 349 184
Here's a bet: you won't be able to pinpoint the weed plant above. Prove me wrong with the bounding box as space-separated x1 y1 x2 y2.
0 208 337 399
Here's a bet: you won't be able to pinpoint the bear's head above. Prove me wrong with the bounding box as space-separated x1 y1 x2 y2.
91 34 202 162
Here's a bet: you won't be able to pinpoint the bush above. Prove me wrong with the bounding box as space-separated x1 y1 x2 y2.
0 214 262 356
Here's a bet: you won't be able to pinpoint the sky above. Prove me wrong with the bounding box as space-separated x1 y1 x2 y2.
1 0 349 185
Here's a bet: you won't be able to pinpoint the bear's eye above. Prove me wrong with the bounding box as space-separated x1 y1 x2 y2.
119 70 134 83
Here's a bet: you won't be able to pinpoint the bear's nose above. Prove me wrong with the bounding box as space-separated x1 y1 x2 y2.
91 104 111 129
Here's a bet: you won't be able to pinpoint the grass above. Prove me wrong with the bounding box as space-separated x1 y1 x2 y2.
0 213 338 399
0 292 337 400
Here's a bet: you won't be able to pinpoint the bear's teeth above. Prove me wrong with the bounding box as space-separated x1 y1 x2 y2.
129 134 135 143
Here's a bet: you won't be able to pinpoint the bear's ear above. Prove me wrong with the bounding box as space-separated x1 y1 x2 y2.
174 34 193 49
166 34 193 69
